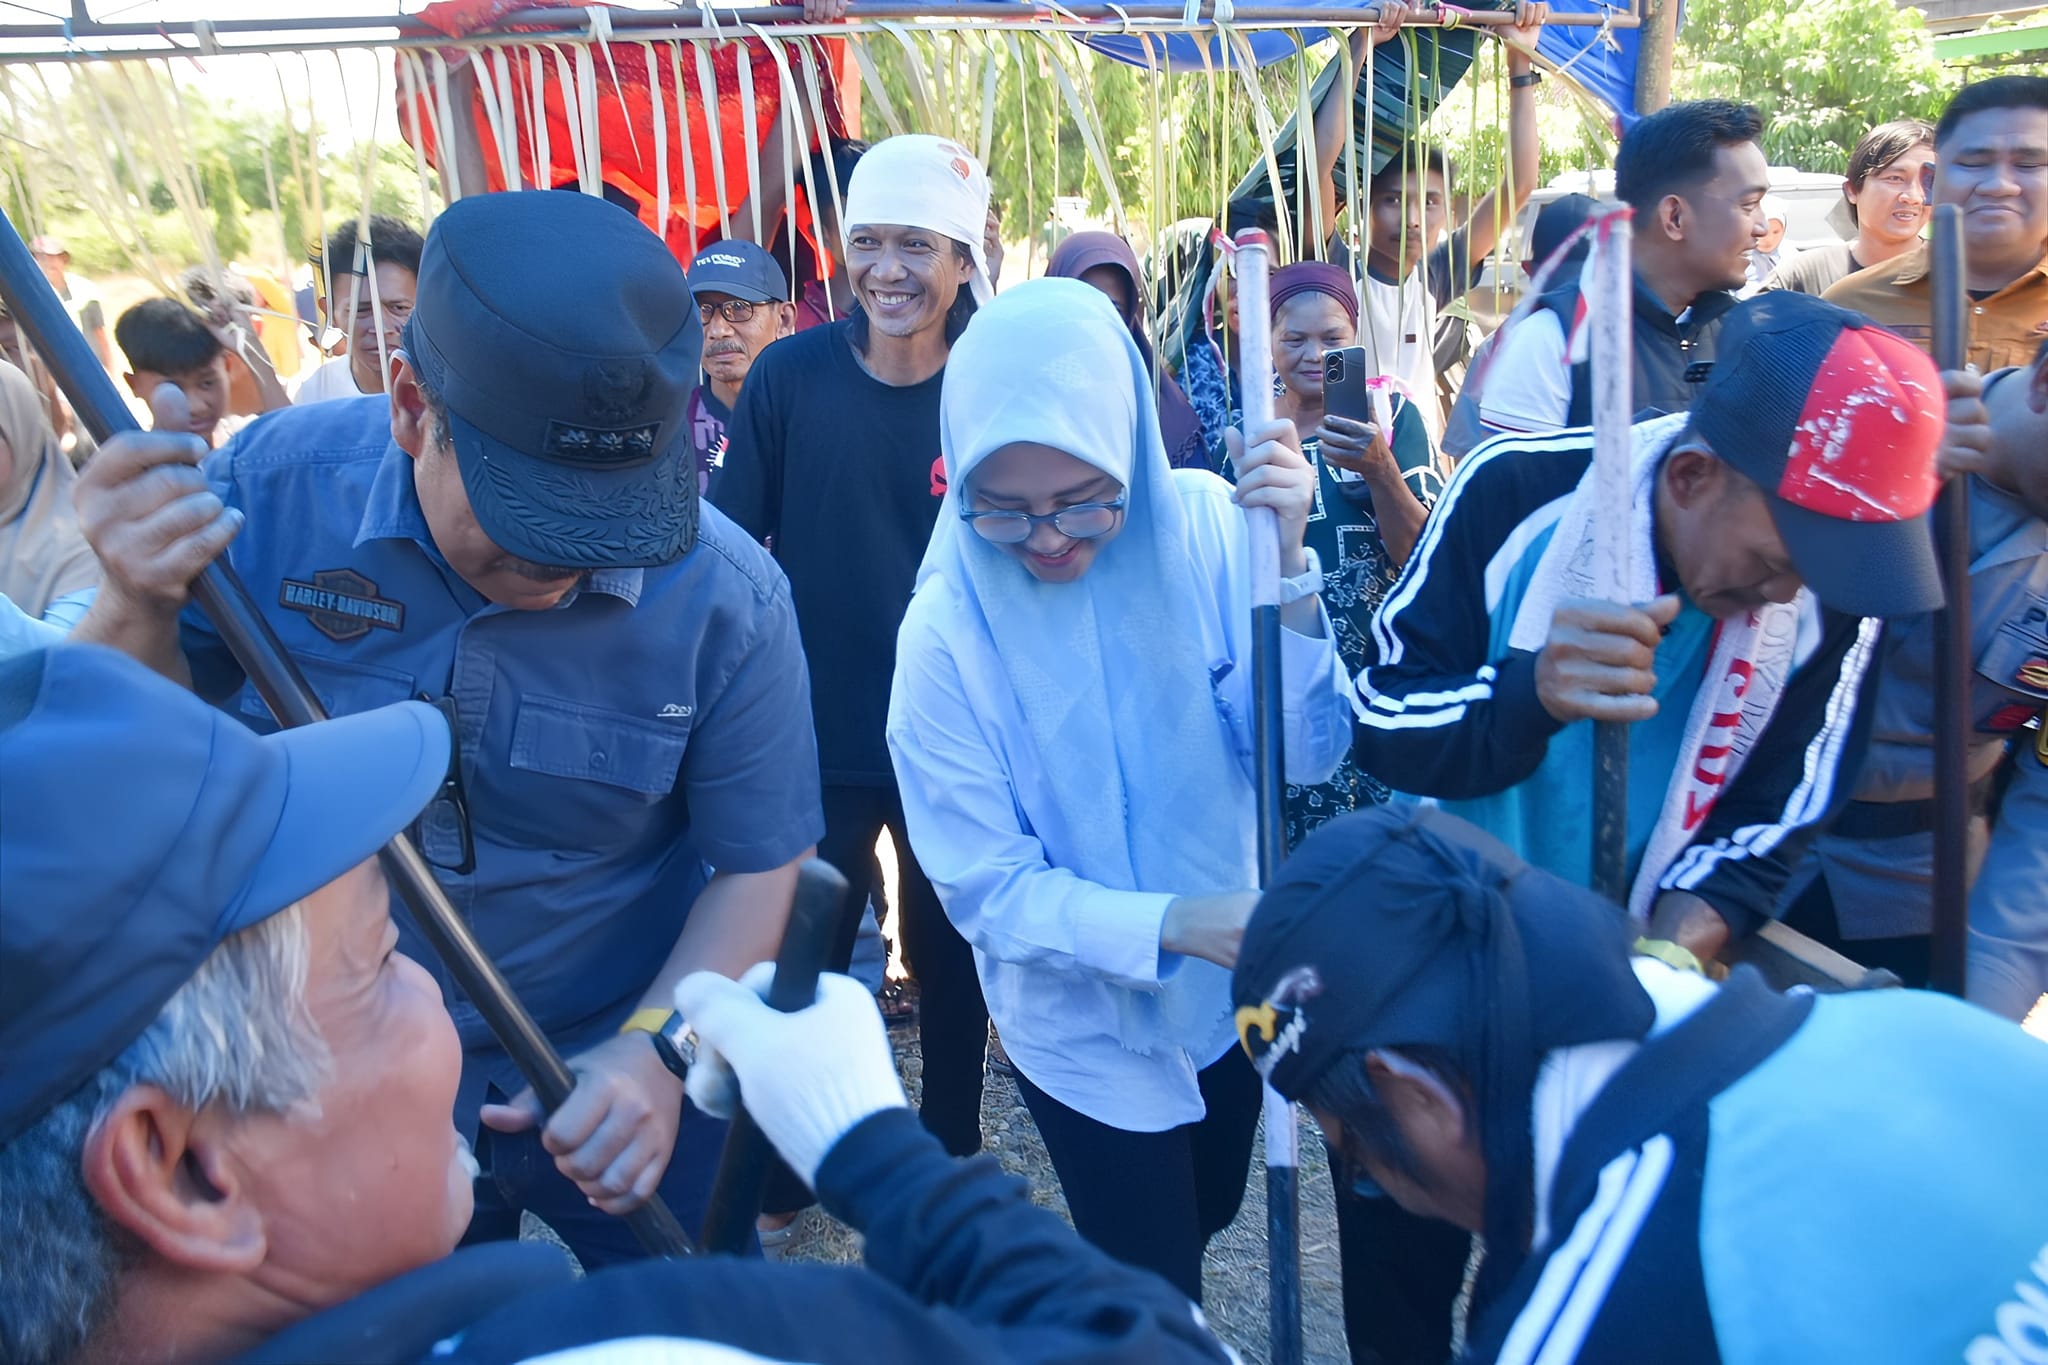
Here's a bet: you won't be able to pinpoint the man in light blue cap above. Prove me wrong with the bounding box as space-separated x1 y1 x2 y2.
0 644 1234 1365
73 187 825 1268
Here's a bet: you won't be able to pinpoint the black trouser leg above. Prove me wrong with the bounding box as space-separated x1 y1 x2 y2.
1016 1050 1264 1303
761 785 891 1217
1782 869 1933 989
887 795 988 1157
816 784 889 974
1334 1185 1472 1365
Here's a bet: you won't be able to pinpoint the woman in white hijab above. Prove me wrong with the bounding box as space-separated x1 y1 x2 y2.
888 278 1350 1300
0 359 97 619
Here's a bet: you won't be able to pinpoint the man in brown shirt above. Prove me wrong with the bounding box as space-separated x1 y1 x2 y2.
1827 76 2048 371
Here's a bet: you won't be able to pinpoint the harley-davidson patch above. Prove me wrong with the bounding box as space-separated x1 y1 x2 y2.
279 568 406 642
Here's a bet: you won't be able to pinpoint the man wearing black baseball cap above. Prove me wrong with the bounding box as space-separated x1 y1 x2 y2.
75 188 825 1270
0 645 1235 1365
1358 290 1944 966
686 238 795 499
1231 805 2048 1364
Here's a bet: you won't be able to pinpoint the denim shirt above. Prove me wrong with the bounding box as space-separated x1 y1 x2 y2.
182 398 824 1125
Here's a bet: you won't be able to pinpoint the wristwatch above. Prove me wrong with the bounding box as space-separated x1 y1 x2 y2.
1279 546 1325 605
619 1007 697 1082
1509 71 1543 89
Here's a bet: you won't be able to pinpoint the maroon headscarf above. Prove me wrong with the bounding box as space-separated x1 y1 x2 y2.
1268 261 1360 325
1048 231 1209 469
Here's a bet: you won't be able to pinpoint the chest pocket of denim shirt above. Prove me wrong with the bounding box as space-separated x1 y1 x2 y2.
238 656 416 730
1978 597 2048 716
507 694 691 843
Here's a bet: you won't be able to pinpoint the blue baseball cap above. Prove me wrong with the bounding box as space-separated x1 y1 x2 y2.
688 239 790 305
402 190 705 570
0 646 451 1145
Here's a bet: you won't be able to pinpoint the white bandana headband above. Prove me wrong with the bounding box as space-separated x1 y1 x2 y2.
842 134 994 304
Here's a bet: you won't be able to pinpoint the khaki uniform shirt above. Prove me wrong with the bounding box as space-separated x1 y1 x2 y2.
1823 242 2048 372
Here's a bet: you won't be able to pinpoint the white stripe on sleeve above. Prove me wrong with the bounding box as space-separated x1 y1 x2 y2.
1495 1135 1676 1365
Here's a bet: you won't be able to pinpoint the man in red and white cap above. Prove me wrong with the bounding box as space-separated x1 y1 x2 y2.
1356 291 1946 965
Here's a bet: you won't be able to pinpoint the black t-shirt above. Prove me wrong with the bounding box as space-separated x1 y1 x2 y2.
688 384 732 499
714 321 948 786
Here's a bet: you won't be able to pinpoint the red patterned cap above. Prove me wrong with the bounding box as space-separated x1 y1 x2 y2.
1690 293 1945 617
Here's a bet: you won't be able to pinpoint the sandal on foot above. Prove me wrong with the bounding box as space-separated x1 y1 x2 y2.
877 980 919 1025
986 1028 1018 1079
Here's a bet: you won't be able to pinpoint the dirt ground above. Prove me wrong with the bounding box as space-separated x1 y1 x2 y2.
526 1016 1353 1364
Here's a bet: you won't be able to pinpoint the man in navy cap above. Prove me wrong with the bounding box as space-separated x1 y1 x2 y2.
1231 805 2048 1364
686 238 795 499
0 645 1238 1365
73 188 824 1269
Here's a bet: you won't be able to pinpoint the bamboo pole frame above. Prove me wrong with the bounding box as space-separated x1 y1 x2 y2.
0 2 1638 63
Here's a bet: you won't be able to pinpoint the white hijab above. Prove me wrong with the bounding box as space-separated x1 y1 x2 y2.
924 279 1250 1049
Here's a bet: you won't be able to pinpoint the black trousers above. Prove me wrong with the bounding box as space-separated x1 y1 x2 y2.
1015 1046 1262 1304
819 781 988 1157
1333 1183 1471 1365
762 782 989 1217
1782 869 1933 989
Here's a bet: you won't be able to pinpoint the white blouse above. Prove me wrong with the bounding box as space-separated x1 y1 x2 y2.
887 470 1352 1131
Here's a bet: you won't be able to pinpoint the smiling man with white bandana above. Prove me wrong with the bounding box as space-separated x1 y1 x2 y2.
1355 292 1945 964
715 133 998 1176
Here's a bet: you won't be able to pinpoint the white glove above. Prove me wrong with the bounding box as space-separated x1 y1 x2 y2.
674 964 909 1187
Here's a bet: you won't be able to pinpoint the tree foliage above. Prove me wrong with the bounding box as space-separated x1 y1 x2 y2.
0 66 422 280
1673 0 1954 172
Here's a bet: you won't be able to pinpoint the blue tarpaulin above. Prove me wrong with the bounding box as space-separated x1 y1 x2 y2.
1076 0 1655 129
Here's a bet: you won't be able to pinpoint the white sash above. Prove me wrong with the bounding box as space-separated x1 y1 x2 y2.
1509 415 1803 918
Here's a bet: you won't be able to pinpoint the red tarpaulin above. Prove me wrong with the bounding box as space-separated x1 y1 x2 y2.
401 0 848 262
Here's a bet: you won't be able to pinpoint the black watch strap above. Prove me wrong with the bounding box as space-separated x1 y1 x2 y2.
1509 70 1543 88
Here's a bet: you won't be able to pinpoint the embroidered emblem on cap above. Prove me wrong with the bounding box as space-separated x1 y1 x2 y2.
587 358 654 424
1235 965 1323 1080
541 358 664 466
2017 659 2048 691
543 420 661 465
279 568 405 643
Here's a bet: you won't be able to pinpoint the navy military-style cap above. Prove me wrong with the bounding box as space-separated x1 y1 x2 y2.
402 190 704 570
0 646 451 1146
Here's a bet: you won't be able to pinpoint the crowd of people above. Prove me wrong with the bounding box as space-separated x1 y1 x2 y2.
5 12 2048 1361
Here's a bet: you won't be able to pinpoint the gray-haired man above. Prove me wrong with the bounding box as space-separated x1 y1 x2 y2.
0 645 1234 1365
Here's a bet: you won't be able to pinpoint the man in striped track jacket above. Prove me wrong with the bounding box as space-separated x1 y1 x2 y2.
1353 294 1947 962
